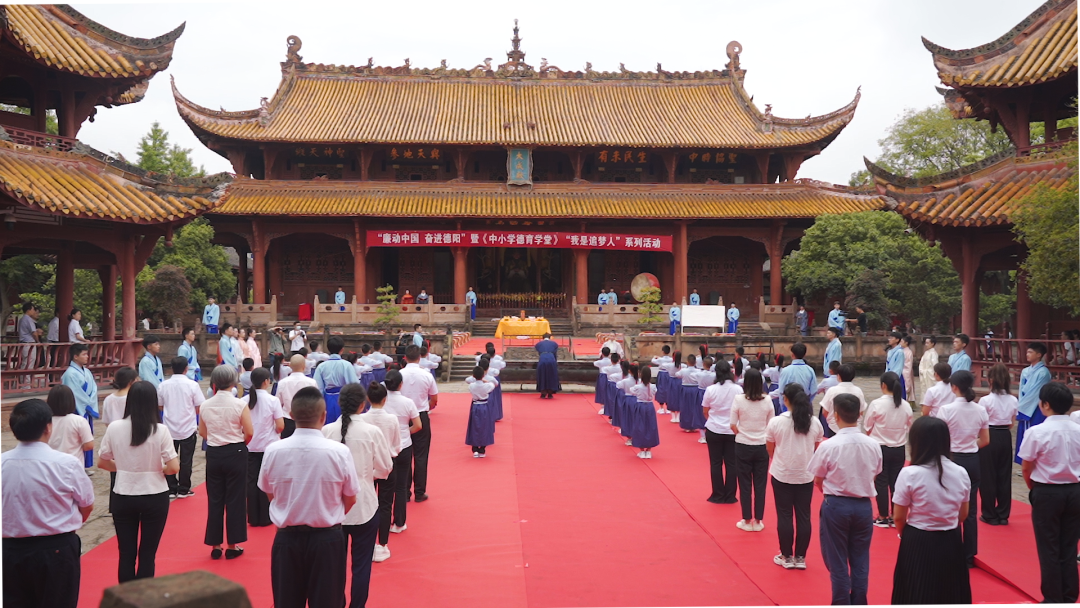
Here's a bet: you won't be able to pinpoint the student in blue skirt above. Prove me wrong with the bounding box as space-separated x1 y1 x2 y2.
594 347 613 413
465 367 497 457
651 346 673 414
631 367 660 459
666 351 684 423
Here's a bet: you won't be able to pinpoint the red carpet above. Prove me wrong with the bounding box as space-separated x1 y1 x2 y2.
79 392 1042 606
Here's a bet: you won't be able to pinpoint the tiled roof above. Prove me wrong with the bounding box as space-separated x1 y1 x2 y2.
213 179 888 219
1 4 183 78
0 139 230 223
867 152 1076 227
173 35 860 149
924 0 1077 88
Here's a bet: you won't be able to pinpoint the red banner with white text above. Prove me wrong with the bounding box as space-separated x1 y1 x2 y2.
367 230 672 252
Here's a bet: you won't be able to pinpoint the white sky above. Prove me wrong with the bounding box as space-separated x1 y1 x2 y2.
68 0 1041 184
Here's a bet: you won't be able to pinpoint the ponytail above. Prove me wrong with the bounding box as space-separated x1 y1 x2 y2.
338 384 367 443
248 368 271 409
880 371 903 408
950 370 976 402
784 384 812 434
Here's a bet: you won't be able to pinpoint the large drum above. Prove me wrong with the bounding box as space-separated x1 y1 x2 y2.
630 272 660 302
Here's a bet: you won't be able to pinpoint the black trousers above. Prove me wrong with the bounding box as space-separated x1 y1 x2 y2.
2 532 81 608
247 451 272 527
111 491 170 583
376 467 397 545
271 526 347 608
951 452 981 562
344 513 379 608
736 443 768 521
205 443 249 546
705 430 738 502
772 478 814 558
392 446 413 527
411 411 431 498
875 445 906 518
979 427 1013 522
167 432 197 493
1030 482 1080 603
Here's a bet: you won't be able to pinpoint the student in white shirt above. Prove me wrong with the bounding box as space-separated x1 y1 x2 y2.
67 308 88 343
382 370 421 536
258 386 361 608
401 345 438 503
276 354 318 438
1018 382 1080 604
158 357 205 499
46 385 94 462
360 383 401 562
630 367 660 458
102 367 138 426
466 366 498 457
890 416 972 604
3 398 95 608
600 352 623 420
807 393 882 605
664 351 683 422
920 362 953 418
766 384 824 570
323 383 392 607
594 346 613 412
97 381 180 582
609 360 632 436
730 369 774 532
688 356 715 441
245 368 284 527
675 353 699 427
864 372 913 527
702 360 742 504
938 370 990 566
820 364 868 434
199 366 254 561
651 345 674 414
978 363 1019 526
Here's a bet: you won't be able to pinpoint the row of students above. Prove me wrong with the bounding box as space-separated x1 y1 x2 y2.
595 351 661 458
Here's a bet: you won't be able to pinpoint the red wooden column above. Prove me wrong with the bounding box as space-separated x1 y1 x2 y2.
574 249 589 304
960 234 980 355
251 221 267 304
268 243 282 303
353 220 367 303
674 222 688 304
55 247 75 323
768 220 786 305
121 236 137 365
98 265 117 341
237 248 249 302
1015 271 1032 342
453 247 468 304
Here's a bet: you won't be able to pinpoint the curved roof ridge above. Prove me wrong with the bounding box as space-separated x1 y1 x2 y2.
921 0 1067 59
864 149 1018 189
171 75 262 122
48 5 185 51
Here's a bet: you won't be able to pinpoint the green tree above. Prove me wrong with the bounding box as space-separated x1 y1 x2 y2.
637 286 663 324
979 292 1016 333
143 265 192 327
152 218 236 311
844 269 890 331
886 239 963 331
0 255 52 336
135 122 205 177
19 264 103 330
375 285 400 326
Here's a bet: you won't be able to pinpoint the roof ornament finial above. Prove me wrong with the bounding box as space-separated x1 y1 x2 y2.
498 18 532 75
286 35 303 64
725 40 743 75
512 18 521 52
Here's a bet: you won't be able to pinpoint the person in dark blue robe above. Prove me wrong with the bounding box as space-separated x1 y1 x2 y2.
535 334 561 399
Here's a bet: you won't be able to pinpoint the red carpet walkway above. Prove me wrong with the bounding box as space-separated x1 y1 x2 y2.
80 392 1041 606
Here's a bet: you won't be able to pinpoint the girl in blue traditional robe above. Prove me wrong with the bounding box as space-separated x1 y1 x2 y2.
594 347 612 410
651 346 673 414
465 366 497 456
631 367 660 458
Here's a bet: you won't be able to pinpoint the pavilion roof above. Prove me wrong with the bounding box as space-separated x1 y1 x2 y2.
212 179 889 220
923 0 1077 89
173 32 860 150
0 136 231 223
865 150 1076 227
0 4 183 80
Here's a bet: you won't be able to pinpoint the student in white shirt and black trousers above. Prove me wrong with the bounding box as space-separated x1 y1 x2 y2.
1018 381 1080 604
158 356 205 499
864 371 913 528
98 382 180 582
259 386 362 608
3 398 95 608
890 416 972 604
246 368 285 527
807 393 882 605
978 363 1019 526
937 370 989 567
199 365 253 560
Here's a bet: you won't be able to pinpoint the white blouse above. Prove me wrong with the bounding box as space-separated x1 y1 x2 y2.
201 391 248 447
939 398 989 454
864 395 913 448
469 380 496 402
248 389 284 453
702 381 743 435
68 319 84 342
99 419 177 495
48 414 93 459
101 394 127 426
765 412 824 485
730 395 774 445
979 392 1019 426
893 458 971 531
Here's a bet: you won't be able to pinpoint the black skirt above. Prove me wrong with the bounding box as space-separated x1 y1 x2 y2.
892 525 971 604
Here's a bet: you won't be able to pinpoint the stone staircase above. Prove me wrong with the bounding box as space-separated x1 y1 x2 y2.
737 321 769 338
450 355 482 381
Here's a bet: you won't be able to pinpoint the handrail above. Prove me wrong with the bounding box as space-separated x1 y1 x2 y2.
1 340 139 394
970 337 1080 390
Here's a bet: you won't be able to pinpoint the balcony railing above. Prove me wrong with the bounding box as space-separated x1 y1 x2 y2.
3 126 77 151
1 340 139 394
971 338 1080 391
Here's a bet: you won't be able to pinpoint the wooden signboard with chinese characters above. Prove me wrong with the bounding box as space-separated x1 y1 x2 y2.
507 148 532 185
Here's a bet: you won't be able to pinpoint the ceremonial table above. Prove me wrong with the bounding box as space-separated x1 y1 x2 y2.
494 318 552 338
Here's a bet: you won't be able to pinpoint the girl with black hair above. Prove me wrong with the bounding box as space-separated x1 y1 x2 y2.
765 383 823 569
245 367 283 527
865 372 913 527
674 354 699 430
466 366 498 456
651 345 673 414
702 360 742 504
631 366 660 458
977 363 1018 525
594 346 613 411
938 370 989 566
890 416 972 604
359 382 399 562
102 367 138 425
620 364 640 445
600 353 622 420
383 370 421 537
666 351 683 422
47 384 94 461
688 356 715 440
98 381 180 582
610 359 633 435
731 369 774 532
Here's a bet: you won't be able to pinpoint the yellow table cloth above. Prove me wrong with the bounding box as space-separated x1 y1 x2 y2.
494 318 552 339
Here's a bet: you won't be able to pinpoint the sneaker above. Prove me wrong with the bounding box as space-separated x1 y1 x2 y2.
644 452 652 459
478 453 486 458
372 544 391 562
625 439 633 446
389 524 407 534
637 451 647 458
752 521 765 532
168 492 178 500
736 520 753 532
873 517 890 528
473 453 480 458
697 436 707 443
175 490 195 499
887 517 895 528
793 556 807 570
599 408 605 415
774 554 794 569
84 468 95 476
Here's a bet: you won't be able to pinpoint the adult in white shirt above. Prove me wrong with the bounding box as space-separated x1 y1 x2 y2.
702 360 742 504
157 357 205 499
245 368 284 528
67 309 88 343
198 366 254 560
864 372 913 527
400 345 438 502
276 354 317 439
1017 382 1080 604
820 364 869 434
288 323 307 353
918 336 940 405
258 386 361 608
920 362 954 418
3 398 95 608
766 384 824 570
381 372 422 545
323 383 392 607
937 370 990 566
46 385 94 461
97 381 180 582
359 383 402 561
978 363 1019 526
807 393 882 605
891 416 972 604
730 369 774 532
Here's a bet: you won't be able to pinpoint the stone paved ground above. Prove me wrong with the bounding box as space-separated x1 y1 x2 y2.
0 374 1033 554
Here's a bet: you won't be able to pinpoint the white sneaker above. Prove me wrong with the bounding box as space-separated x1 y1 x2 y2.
774 554 795 569
644 452 653 459
389 524 407 534
753 521 765 532
793 556 806 570
637 451 647 458
478 453 486 458
625 439 633 446
736 520 753 532
673 414 680 423
599 408 605 415
372 544 391 562
473 452 480 458
697 436 707 443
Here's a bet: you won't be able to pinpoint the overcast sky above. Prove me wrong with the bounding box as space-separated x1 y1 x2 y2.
71 0 1040 184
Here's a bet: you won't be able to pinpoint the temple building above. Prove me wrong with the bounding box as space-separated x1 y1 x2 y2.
173 26 888 317
867 0 1077 343
0 4 229 383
